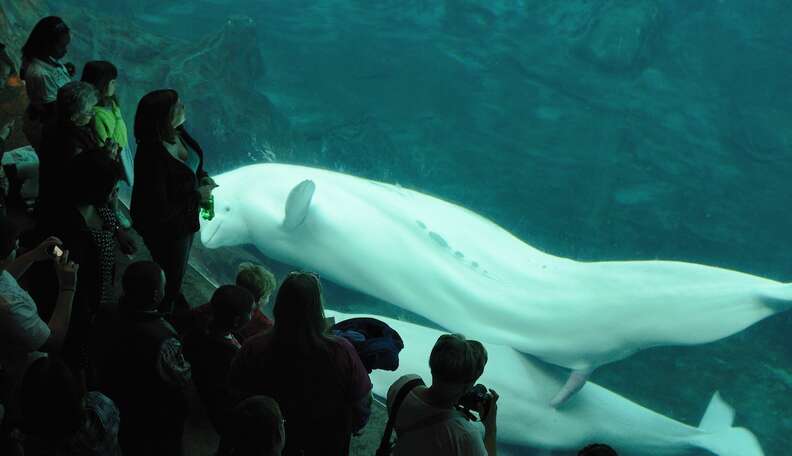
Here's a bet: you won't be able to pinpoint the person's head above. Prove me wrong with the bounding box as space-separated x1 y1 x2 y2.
56 81 98 127
122 261 166 312
20 356 85 443
134 89 185 144
428 334 488 402
0 213 21 265
578 444 618 456
220 396 285 456
67 149 124 206
236 262 277 308
80 60 118 107
272 272 329 352
211 285 255 333
21 16 70 63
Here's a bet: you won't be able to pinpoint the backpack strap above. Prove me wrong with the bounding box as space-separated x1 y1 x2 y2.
376 378 425 455
397 409 455 435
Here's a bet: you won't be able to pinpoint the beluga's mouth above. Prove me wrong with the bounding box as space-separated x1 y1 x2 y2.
201 219 223 247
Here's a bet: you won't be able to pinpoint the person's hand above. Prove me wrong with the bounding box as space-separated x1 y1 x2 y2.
32 236 64 262
54 249 78 290
198 184 217 204
116 229 138 257
64 62 76 77
0 119 13 142
102 138 120 159
479 389 498 434
199 176 217 187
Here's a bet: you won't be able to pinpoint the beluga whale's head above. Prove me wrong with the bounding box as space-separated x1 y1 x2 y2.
199 164 317 250
199 166 261 249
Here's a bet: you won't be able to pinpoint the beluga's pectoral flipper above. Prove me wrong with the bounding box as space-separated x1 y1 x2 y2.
283 180 316 230
550 367 593 407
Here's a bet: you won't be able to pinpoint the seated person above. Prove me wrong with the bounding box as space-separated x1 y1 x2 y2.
183 285 254 434
578 443 619 455
101 261 191 456
188 262 276 340
0 213 77 404
385 334 499 456
19 356 121 455
229 271 372 455
217 395 285 456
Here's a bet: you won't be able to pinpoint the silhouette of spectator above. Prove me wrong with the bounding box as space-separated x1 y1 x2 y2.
0 213 78 404
36 81 102 220
130 89 217 316
188 262 276 340
229 271 372 456
234 262 277 340
217 395 286 456
384 334 499 456
20 16 75 150
19 356 121 455
31 150 136 387
183 285 254 434
578 443 619 455
80 60 133 228
102 260 192 456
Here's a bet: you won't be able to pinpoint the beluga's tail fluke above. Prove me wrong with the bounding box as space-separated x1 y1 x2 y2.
690 392 764 456
283 180 315 230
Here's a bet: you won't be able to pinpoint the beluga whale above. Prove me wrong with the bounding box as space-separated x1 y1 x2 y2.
200 163 792 404
323 309 765 456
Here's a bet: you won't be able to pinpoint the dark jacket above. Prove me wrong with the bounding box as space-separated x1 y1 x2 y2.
104 311 188 421
182 331 239 433
37 121 100 213
130 126 208 240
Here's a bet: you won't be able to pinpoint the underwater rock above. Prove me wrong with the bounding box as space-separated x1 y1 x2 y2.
0 0 48 67
576 0 664 72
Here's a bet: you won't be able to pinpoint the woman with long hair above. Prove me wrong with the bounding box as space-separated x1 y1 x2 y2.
229 272 373 456
20 16 76 150
130 89 217 315
80 60 133 227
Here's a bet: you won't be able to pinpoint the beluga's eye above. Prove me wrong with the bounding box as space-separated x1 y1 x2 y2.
225 206 231 212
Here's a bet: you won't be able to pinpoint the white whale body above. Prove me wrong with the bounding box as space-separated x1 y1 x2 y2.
200 164 791 398
324 310 764 456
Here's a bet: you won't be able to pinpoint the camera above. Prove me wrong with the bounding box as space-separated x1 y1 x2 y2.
457 384 492 418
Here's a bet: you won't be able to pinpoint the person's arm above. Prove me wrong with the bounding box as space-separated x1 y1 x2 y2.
6 236 62 279
39 249 78 353
157 337 193 388
338 338 373 432
481 390 499 456
93 110 111 143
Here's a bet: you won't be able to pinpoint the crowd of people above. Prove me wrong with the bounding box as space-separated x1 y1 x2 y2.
0 16 621 456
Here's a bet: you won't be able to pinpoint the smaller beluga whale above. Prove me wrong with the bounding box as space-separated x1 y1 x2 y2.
324 310 765 456
200 163 792 404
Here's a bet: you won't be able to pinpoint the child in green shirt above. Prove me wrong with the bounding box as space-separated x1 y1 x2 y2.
81 61 132 228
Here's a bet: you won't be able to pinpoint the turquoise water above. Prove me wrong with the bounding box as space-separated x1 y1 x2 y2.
42 0 792 454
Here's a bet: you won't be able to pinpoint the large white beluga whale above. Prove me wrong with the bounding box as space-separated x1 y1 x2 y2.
199 163 792 404
324 310 764 456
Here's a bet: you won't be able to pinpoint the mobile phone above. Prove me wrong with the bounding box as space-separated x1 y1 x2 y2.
48 245 63 257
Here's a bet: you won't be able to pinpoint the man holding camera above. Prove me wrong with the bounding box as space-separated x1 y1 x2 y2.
384 334 499 456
